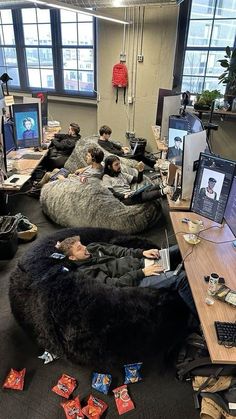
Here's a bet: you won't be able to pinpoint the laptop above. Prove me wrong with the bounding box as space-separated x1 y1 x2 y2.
157 230 170 272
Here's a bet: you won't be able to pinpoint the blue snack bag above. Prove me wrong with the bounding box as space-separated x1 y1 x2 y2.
91 372 112 395
124 362 143 384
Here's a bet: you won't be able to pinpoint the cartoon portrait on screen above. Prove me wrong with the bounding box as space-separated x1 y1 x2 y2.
199 169 225 202
14 111 39 142
22 117 35 139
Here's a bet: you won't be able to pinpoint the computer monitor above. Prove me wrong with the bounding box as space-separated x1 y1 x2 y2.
156 88 174 126
1 116 16 172
12 103 41 149
224 176 236 238
181 130 209 200
191 153 236 224
167 112 204 167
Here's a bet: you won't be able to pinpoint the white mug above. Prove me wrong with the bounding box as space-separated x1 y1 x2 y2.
188 220 201 234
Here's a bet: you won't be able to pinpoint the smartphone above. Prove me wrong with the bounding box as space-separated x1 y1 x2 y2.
10 177 19 183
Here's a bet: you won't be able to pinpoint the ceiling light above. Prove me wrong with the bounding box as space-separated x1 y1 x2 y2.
25 0 130 24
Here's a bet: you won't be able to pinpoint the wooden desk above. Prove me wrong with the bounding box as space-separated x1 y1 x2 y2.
194 109 236 120
170 211 236 364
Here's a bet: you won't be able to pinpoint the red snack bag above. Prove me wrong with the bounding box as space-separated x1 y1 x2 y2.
61 396 84 419
2 368 26 391
52 374 77 398
82 395 108 419
113 384 135 415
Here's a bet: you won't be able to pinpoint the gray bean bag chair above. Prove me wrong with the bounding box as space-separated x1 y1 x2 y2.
9 227 188 366
40 175 163 234
64 135 139 173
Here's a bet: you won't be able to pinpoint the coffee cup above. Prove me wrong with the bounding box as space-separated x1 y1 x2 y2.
188 220 201 234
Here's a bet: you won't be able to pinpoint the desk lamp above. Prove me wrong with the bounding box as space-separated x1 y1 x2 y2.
0 73 13 118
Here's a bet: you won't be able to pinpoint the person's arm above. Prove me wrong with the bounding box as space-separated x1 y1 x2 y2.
130 162 144 184
88 242 144 258
74 166 87 175
98 139 124 156
51 137 77 151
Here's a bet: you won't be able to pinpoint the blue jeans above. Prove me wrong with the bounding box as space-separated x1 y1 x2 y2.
138 245 197 317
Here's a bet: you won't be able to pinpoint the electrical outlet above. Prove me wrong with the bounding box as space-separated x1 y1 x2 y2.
137 54 144 63
120 53 126 62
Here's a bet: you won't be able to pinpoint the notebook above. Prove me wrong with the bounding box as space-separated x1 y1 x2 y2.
130 184 151 197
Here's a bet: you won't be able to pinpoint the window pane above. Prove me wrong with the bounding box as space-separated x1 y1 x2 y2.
78 23 93 45
7 68 20 86
61 10 76 22
78 13 92 22
41 69 54 89
211 20 236 47
36 8 50 23
2 25 15 45
183 51 208 76
0 27 3 45
26 48 39 67
0 10 13 24
206 51 225 76
38 24 52 45
182 76 204 94
22 8 37 24
61 23 77 45
63 49 77 69
0 48 5 66
28 68 41 87
78 49 94 70
79 71 94 92
63 70 78 90
187 21 212 47
190 0 215 19
215 0 236 18
4 47 17 65
23 25 38 45
39 48 53 67
203 77 225 93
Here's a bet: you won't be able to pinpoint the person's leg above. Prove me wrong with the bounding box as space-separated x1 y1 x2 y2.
139 270 197 317
140 186 162 202
169 244 182 269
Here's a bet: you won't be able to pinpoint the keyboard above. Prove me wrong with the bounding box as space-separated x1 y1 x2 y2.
21 154 42 160
215 321 236 347
158 248 170 272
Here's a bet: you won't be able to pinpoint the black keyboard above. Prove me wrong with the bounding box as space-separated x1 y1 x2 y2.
215 321 236 347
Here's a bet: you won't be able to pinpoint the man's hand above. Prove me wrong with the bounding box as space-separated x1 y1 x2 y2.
124 191 133 199
143 249 160 259
142 264 164 276
74 167 86 175
122 146 130 154
137 161 145 172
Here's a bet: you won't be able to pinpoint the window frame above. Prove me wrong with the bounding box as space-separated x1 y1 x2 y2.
0 5 97 99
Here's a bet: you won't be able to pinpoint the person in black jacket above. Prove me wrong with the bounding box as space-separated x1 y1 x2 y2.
47 122 81 169
55 235 197 316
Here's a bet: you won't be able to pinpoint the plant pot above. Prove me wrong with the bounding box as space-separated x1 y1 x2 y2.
194 103 211 111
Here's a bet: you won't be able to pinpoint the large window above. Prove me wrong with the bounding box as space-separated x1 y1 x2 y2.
0 7 96 97
181 0 236 94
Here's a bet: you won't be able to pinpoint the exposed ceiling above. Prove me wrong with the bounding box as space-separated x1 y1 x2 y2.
0 0 183 7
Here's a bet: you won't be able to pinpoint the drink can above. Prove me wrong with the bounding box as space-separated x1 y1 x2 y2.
207 273 219 296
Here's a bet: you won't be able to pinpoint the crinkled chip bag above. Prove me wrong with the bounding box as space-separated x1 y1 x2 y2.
2 368 26 391
61 396 84 419
91 372 112 395
113 384 135 415
124 362 143 384
82 394 108 419
52 373 77 398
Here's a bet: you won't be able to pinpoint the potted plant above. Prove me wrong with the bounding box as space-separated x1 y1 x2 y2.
218 46 236 109
194 89 221 111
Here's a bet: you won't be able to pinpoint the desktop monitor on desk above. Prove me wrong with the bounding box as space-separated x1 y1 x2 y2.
191 153 236 224
12 103 41 149
1 117 16 172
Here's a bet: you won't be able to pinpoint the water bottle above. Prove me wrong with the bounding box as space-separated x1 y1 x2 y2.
207 273 219 296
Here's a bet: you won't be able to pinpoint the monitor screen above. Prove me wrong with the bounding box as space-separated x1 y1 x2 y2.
167 112 204 167
12 103 41 148
224 176 236 237
156 88 174 126
181 130 209 200
191 153 236 224
2 119 15 154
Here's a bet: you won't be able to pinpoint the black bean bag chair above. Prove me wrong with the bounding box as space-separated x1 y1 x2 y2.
9 227 188 366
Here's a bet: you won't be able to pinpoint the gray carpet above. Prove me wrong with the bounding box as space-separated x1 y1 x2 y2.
0 191 199 419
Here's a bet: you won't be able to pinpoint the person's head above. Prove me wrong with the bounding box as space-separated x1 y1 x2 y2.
104 155 121 177
55 235 91 261
23 117 34 131
174 137 182 149
68 123 81 137
86 146 104 165
208 177 217 189
99 125 112 141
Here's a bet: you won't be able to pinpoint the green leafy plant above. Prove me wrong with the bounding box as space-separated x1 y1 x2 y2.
195 89 221 106
218 46 236 89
